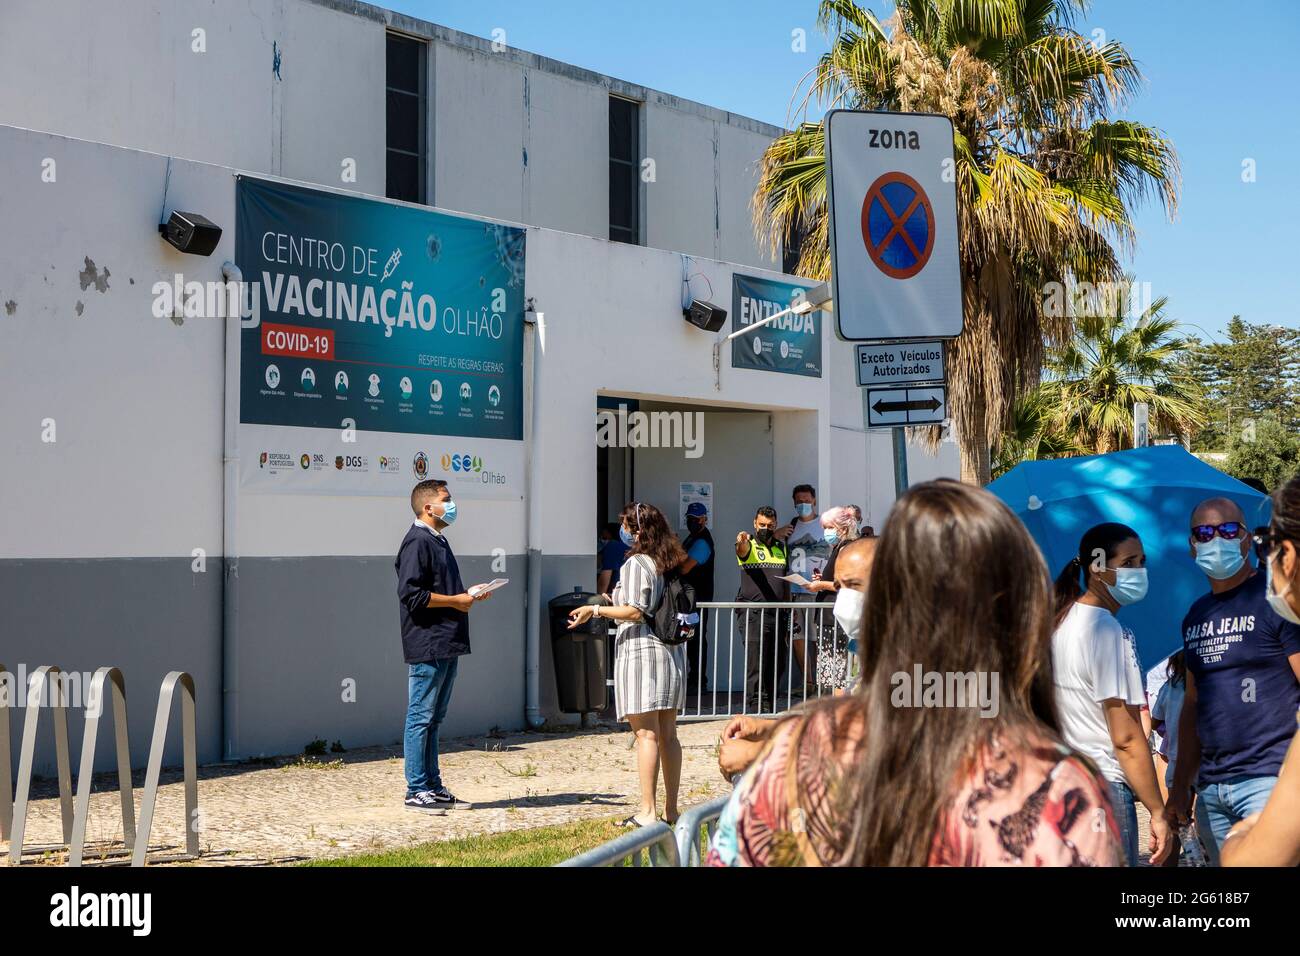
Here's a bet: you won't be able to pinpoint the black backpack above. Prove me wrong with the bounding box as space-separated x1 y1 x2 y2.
640 558 699 646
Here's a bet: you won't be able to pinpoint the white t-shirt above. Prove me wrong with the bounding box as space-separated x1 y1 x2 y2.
1144 657 1172 752
786 516 829 594
1052 602 1146 783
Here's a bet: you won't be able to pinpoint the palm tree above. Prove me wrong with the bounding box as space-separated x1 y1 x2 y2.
752 0 1179 484
992 387 1083 477
1035 293 1207 454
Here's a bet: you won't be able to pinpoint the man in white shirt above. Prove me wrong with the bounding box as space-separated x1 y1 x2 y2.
776 484 828 692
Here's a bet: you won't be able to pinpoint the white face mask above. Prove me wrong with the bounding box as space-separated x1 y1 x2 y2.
1266 548 1300 625
833 587 866 642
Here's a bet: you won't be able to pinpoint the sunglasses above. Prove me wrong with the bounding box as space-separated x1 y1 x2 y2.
1191 521 1245 543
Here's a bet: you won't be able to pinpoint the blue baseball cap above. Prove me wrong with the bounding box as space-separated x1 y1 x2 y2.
685 502 709 518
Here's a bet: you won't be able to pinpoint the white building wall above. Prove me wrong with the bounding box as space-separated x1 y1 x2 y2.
0 0 787 273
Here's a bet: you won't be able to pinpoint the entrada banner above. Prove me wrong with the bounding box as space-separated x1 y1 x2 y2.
235 177 526 497
730 273 823 378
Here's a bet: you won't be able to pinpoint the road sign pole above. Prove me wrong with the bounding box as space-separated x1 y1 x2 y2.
892 427 909 498
863 386 910 502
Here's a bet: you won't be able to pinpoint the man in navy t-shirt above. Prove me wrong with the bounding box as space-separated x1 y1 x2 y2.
1166 497 1300 858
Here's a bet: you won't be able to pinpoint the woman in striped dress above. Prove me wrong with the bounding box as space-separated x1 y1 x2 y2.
567 501 687 827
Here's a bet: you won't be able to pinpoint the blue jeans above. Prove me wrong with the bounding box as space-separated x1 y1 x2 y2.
404 657 459 795
1196 775 1278 855
1108 779 1140 866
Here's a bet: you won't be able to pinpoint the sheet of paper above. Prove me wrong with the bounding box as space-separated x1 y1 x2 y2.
778 573 814 588
468 578 509 597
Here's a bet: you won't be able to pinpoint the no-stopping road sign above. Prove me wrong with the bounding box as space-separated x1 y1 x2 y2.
825 110 963 343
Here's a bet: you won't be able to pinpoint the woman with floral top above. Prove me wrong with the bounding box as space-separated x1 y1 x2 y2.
708 480 1122 867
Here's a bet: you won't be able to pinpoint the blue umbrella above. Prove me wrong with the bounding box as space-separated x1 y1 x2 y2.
987 445 1269 669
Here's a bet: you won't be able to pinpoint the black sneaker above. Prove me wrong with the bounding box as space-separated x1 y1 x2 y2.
404 790 448 814
428 785 472 810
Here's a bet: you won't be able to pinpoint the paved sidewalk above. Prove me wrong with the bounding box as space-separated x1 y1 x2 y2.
2 719 733 866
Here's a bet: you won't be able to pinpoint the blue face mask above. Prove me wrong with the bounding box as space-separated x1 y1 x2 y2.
1267 549 1300 625
619 526 634 547
823 529 839 546
795 502 813 518
1194 536 1245 581
438 499 457 526
1106 567 1148 606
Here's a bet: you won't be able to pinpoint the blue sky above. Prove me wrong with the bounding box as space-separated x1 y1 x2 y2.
387 0 1299 339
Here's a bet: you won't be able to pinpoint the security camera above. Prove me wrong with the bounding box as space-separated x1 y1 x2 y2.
683 299 727 333
159 211 222 256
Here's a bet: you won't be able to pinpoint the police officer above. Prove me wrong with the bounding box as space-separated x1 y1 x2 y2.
680 502 715 692
736 506 791 713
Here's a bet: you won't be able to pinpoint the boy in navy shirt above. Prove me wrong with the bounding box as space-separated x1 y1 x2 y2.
1166 497 1300 857
395 479 490 812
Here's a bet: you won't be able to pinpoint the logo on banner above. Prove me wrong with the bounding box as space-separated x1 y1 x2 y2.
334 370 349 394
265 364 281 389
488 385 501 407
413 452 429 479
441 453 483 474
861 171 935 280
299 453 310 469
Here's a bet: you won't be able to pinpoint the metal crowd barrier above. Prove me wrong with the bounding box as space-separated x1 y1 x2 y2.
674 794 730 866
558 793 733 867
678 601 857 720
2 666 198 867
556 820 680 867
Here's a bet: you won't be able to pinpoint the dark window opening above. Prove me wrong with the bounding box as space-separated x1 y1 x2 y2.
386 33 427 204
609 96 641 244
782 218 809 276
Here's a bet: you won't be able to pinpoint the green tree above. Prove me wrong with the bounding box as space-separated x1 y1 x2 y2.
1192 317 1300 452
1041 294 1206 453
752 0 1179 484
1223 417 1300 492
995 292 1206 471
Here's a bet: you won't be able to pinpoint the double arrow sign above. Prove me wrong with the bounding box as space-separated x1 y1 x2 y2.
872 394 942 415
864 385 947 428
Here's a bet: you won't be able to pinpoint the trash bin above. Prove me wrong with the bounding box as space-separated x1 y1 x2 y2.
549 587 611 714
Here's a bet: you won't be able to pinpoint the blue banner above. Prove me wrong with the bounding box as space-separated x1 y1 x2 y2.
236 177 526 441
730 273 823 378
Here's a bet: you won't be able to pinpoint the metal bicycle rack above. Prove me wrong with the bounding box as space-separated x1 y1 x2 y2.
132 671 198 867
69 667 136 867
1 664 12 841
3 666 198 867
7 665 74 864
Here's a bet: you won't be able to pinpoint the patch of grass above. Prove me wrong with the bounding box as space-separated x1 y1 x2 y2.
283 756 345 771
497 761 539 778
301 817 628 868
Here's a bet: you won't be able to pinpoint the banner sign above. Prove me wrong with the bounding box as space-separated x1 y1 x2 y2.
730 273 823 378
235 177 526 496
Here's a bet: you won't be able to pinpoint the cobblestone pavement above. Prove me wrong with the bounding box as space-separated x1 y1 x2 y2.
3 716 1188 868
1 719 733 866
